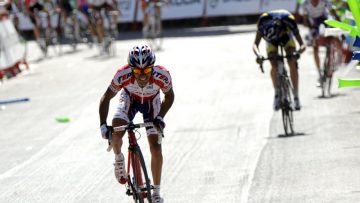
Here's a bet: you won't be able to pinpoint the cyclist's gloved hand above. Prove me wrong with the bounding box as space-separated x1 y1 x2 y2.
256 55 265 64
153 116 165 130
100 123 112 139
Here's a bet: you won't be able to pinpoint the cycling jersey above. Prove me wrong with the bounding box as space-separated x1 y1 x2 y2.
257 10 299 46
109 64 172 104
303 0 332 19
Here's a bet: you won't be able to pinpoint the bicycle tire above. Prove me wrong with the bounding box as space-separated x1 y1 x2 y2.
282 108 294 136
281 79 294 136
130 147 152 203
321 47 330 97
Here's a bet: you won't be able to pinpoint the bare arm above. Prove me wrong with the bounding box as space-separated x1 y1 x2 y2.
294 32 306 53
99 87 117 125
158 88 174 118
253 31 262 57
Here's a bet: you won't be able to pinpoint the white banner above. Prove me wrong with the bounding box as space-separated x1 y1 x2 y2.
0 19 25 69
206 0 260 17
259 0 297 13
16 0 298 29
162 0 205 20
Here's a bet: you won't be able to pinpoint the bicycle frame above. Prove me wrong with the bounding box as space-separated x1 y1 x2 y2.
110 122 158 203
259 46 298 136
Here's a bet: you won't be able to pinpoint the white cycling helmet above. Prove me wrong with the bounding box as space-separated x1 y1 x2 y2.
127 45 156 68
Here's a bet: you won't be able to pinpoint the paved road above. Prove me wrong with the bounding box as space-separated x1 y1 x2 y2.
0 25 360 202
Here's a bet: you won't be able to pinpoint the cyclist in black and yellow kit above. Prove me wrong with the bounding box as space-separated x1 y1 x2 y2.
253 9 306 111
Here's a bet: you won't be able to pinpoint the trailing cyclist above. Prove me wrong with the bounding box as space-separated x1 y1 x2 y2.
55 0 75 36
24 0 52 52
253 9 306 111
99 45 174 203
141 0 168 38
88 0 117 50
301 0 341 85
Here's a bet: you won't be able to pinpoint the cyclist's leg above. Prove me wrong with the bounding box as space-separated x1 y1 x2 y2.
285 38 298 93
105 1 118 31
96 7 105 43
87 8 98 42
285 39 301 109
332 37 342 67
266 43 279 90
112 91 137 184
142 94 163 199
28 6 41 41
313 36 321 80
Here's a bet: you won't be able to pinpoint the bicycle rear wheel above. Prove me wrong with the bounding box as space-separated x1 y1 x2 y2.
129 147 152 203
321 45 335 97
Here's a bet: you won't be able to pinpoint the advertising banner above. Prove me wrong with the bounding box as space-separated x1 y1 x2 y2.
259 0 297 13
162 0 205 20
206 0 260 17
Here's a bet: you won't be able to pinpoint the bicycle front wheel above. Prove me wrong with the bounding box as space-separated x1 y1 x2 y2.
282 108 294 136
129 147 152 203
280 79 295 136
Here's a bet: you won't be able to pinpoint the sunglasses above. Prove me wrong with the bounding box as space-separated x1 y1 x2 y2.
132 66 153 74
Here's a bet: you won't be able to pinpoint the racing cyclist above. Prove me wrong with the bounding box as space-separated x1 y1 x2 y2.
302 0 340 85
253 10 306 111
141 0 168 38
24 0 52 52
88 0 117 47
99 45 174 203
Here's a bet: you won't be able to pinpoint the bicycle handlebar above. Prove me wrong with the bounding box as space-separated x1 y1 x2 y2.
113 122 154 132
106 122 164 152
258 51 301 73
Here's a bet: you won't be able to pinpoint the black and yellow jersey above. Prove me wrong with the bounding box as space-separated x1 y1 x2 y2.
257 10 300 45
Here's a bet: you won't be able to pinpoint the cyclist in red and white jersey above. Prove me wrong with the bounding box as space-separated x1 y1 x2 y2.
99 45 174 203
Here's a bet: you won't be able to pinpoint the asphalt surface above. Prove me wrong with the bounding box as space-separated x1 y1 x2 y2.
0 25 360 203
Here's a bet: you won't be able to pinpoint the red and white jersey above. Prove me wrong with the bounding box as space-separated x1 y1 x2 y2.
109 64 172 103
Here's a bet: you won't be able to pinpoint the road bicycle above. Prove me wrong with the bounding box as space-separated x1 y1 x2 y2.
144 0 166 50
318 29 343 97
57 11 81 52
107 122 163 203
102 9 118 56
88 8 117 56
35 9 60 57
259 47 300 136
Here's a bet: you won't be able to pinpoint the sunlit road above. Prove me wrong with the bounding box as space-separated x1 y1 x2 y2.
1 25 360 203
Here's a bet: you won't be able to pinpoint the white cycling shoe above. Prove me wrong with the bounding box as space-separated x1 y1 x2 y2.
294 97 301 110
152 194 164 203
273 95 280 111
114 154 127 184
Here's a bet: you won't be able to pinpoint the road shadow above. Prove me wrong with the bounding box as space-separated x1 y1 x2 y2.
267 132 307 139
277 132 307 138
315 92 346 99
